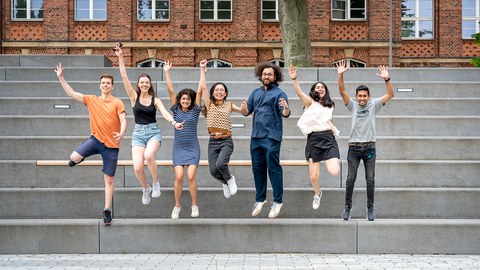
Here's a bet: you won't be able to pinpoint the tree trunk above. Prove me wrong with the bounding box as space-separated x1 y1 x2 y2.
278 0 313 67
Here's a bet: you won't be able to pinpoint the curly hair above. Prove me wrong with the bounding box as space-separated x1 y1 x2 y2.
175 88 197 110
309 82 335 108
136 73 156 97
254 62 284 86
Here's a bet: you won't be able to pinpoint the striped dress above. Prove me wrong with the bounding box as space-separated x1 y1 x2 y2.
170 103 201 166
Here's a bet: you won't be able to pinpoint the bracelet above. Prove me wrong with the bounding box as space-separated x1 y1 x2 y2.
384 77 390 82
291 77 297 80
171 121 176 126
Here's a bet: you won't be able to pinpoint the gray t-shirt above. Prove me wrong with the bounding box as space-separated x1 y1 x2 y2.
347 97 383 143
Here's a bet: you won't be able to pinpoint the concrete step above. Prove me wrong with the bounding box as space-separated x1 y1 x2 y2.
0 55 112 68
2 160 479 189
3 115 480 137
2 97 480 116
2 80 480 98
1 188 479 219
2 67 479 82
1 218 479 254
1 136 479 160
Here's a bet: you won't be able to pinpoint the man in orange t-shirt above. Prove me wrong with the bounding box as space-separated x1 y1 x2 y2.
55 63 127 225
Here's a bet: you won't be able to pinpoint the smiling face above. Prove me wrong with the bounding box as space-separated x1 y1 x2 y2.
211 83 228 102
313 83 326 98
261 67 275 87
99 77 114 94
356 90 370 106
180 94 192 110
137 76 151 93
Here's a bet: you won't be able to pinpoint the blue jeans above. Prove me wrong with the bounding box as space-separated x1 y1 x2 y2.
345 144 376 209
250 138 283 203
208 137 234 184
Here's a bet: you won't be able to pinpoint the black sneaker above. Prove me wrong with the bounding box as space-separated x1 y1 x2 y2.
342 207 351 221
367 207 376 221
68 158 85 167
103 209 112 225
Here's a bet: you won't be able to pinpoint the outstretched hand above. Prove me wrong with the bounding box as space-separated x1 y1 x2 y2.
336 60 349 75
288 64 297 80
376 65 389 80
163 60 172 72
199 59 207 70
54 63 64 77
113 43 123 57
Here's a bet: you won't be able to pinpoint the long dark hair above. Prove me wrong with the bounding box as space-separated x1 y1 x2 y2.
175 88 197 110
209 82 229 105
309 82 335 108
136 73 156 97
254 62 284 86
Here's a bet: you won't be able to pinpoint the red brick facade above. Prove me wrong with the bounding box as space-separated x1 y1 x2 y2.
1 0 478 67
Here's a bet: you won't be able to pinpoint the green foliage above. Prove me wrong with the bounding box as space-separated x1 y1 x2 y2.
472 33 480 67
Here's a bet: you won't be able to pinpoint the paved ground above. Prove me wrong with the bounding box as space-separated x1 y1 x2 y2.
0 254 479 270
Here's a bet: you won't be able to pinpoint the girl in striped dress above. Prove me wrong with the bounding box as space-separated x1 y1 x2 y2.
164 60 205 219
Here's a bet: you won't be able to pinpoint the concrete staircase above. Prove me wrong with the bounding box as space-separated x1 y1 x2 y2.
0 55 479 254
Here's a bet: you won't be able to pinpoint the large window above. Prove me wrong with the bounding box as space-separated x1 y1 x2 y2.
332 59 366 68
12 0 44 20
270 59 284 68
462 0 480 38
138 0 170 21
137 59 165 68
332 0 366 20
262 0 278 21
207 59 232 68
401 0 434 38
200 0 232 21
75 0 107 21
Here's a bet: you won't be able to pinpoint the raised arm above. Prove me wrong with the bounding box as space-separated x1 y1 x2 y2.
54 63 84 104
288 64 312 107
198 59 209 109
376 65 394 105
114 43 137 107
336 60 350 106
163 60 176 106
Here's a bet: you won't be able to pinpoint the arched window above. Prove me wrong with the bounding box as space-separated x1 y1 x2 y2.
270 59 284 67
332 59 366 68
206 59 232 68
137 59 165 68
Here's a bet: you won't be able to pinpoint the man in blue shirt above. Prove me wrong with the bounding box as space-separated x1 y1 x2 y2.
241 62 291 218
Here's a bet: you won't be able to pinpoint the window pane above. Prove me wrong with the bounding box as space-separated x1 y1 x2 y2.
218 1 231 9
462 0 476 17
263 1 276 9
201 1 214 10
418 0 432 17
93 0 107 9
31 9 44 18
401 0 415 18
401 21 415 37
155 10 169 19
463 20 476 28
201 11 214 19
76 10 89 19
350 0 365 8
139 10 152 19
138 61 152 67
216 61 232 68
462 28 476 38
218 11 231 20
263 11 276 20
157 0 169 9
419 20 433 37
332 10 346 19
14 0 26 8
332 0 346 9
32 0 44 9
76 0 89 9
93 10 107 19
14 9 27 19
350 9 365 18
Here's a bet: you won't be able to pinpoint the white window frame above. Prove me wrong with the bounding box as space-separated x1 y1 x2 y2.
331 0 367 21
137 59 165 68
462 0 480 39
199 0 232 22
261 0 278 22
401 0 434 39
332 58 366 68
270 59 284 67
11 0 44 21
137 0 170 21
206 59 232 68
75 0 107 21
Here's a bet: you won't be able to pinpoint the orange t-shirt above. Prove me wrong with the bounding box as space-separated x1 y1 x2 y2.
83 95 126 149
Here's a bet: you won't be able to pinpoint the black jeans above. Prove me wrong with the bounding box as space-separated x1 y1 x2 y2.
208 137 234 184
345 144 376 209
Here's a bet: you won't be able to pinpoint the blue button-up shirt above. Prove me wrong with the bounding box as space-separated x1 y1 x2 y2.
246 83 290 142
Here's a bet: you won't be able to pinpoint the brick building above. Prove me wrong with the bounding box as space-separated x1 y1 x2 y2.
1 0 479 67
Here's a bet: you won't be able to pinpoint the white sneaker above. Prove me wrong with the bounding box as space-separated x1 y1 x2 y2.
268 202 283 219
191 205 199 218
142 187 152 205
171 206 181 219
226 175 237 196
152 181 161 198
252 200 267 217
222 184 231 198
312 191 322 210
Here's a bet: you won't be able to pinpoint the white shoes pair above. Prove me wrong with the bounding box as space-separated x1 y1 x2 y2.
252 200 283 219
171 205 199 219
141 181 161 205
222 175 238 198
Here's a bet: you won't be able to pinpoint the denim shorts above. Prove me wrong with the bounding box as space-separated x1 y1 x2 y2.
131 123 162 147
75 135 119 177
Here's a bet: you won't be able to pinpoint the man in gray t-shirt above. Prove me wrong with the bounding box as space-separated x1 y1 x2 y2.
337 60 394 221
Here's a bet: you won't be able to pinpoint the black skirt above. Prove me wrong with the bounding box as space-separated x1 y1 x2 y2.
305 130 340 162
